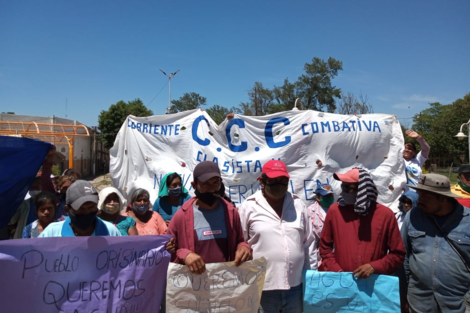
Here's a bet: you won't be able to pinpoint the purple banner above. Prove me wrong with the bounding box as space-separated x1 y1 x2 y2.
0 235 171 312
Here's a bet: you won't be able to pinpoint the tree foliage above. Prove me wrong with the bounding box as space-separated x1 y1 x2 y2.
336 92 373 115
296 57 343 112
169 92 207 113
98 99 153 149
412 93 470 166
205 105 230 125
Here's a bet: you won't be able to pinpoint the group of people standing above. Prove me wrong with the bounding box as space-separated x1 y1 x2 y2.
5 128 470 313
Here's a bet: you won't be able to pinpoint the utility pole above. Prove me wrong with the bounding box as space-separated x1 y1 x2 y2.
159 69 180 114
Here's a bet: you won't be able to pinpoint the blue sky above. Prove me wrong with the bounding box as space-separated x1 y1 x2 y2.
1 0 469 128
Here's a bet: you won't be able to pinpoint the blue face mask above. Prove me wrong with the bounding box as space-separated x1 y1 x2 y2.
168 187 182 197
133 204 149 215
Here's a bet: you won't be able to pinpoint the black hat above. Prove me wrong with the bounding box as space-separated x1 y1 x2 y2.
193 161 221 183
458 164 470 175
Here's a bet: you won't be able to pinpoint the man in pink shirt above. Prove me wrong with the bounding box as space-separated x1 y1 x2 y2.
319 167 405 277
167 161 252 274
239 160 314 313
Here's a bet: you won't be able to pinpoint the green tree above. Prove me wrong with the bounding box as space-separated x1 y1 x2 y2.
272 78 299 111
296 57 343 112
412 93 470 166
169 92 207 113
205 105 230 125
98 99 153 149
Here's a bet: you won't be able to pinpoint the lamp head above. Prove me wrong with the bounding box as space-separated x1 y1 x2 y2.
455 132 467 141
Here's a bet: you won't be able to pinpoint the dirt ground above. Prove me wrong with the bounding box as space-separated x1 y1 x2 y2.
87 173 113 192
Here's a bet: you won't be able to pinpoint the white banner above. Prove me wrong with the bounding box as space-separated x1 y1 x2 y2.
166 258 266 312
110 109 406 211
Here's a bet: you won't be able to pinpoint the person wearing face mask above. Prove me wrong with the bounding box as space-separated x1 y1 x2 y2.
126 188 167 236
396 191 419 230
167 161 252 274
152 172 191 226
98 187 137 236
238 160 314 313
39 180 121 237
319 167 405 279
307 179 335 271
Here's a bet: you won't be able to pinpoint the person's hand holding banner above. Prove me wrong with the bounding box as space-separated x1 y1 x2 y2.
185 252 206 274
234 245 252 266
353 263 375 279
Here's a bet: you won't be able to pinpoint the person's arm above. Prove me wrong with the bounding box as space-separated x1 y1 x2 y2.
319 208 343 272
154 212 168 235
167 212 192 264
232 205 252 266
406 130 430 159
128 225 138 236
302 203 315 270
369 214 406 274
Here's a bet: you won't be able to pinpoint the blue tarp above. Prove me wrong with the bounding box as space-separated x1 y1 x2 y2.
0 136 52 228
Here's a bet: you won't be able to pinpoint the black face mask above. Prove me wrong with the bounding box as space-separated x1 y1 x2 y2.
194 189 218 206
264 182 289 199
69 210 97 231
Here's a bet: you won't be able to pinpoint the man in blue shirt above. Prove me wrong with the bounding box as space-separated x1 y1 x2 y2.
401 173 470 313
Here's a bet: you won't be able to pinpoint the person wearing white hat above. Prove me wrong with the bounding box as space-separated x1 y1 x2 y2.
401 173 470 313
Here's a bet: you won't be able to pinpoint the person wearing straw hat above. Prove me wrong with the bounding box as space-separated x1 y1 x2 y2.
451 164 470 208
401 173 470 313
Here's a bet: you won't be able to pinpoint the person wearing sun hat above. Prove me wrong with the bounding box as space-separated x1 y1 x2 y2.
238 160 314 313
401 173 470 313
319 167 405 279
451 164 470 208
307 179 334 270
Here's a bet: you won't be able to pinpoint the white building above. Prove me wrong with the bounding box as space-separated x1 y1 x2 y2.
0 113 108 177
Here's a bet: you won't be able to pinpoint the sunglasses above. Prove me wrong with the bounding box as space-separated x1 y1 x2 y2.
341 184 358 192
402 200 412 205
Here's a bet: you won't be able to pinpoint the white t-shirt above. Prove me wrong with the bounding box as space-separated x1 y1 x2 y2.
404 151 427 187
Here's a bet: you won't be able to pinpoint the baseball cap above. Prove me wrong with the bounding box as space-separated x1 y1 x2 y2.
262 160 290 178
315 179 334 196
66 180 99 210
193 161 221 183
333 168 359 183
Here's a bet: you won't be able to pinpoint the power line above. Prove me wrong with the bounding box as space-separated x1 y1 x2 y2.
147 81 169 106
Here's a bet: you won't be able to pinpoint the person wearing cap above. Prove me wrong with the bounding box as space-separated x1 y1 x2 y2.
238 160 314 313
39 180 121 237
307 179 335 270
403 130 430 188
401 173 470 313
167 161 252 274
319 167 405 278
451 164 470 208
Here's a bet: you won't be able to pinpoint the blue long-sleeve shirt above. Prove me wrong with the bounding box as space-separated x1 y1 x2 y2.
401 203 470 313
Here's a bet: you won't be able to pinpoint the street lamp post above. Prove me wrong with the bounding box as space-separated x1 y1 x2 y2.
454 118 470 163
159 69 180 114
293 98 303 111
